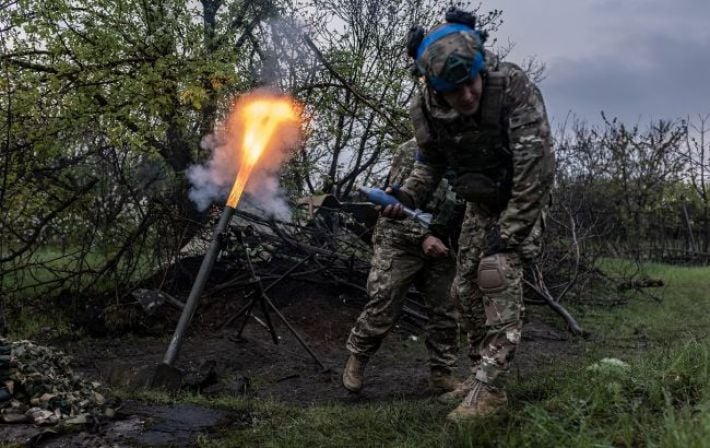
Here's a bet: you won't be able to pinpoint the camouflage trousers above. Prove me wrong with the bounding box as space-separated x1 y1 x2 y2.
346 230 459 370
453 203 543 386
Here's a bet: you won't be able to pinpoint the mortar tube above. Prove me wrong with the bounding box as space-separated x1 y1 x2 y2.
162 205 236 366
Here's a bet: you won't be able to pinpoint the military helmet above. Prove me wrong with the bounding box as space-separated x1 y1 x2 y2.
408 7 487 92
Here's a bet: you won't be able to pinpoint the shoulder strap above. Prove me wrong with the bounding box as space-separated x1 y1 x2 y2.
479 70 506 129
409 92 438 151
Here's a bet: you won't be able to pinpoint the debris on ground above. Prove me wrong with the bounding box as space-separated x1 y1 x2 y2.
586 357 631 374
0 337 116 425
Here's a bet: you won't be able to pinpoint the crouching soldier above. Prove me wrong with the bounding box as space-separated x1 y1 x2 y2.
343 139 464 396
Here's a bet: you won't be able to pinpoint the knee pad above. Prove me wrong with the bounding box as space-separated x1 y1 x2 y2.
477 254 509 294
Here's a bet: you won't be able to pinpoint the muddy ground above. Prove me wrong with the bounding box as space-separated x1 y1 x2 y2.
0 276 579 447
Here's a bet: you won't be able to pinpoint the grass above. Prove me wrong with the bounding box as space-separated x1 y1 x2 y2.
2 246 159 339
172 339 706 447
582 261 709 348
186 261 710 447
6 309 73 340
1 246 157 300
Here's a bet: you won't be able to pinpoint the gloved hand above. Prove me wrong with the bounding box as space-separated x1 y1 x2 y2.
483 225 508 256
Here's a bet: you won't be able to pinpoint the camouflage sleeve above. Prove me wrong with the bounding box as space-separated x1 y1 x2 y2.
498 68 555 246
428 201 455 240
424 179 458 241
386 139 418 188
401 152 446 209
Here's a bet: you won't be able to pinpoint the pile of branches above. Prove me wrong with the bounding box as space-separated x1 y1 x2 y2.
219 207 432 329
153 202 595 337
53 196 662 339
134 204 437 334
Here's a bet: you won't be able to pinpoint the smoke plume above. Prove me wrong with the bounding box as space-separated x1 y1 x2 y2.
187 89 301 220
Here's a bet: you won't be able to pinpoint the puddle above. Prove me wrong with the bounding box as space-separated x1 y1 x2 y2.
126 403 232 446
1 402 246 447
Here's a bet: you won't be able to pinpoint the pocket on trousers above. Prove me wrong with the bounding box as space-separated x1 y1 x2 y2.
366 256 393 297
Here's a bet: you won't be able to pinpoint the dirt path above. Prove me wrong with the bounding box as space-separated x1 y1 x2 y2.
64 279 577 404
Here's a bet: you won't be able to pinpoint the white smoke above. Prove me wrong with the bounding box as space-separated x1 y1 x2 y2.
187 133 236 212
240 174 293 222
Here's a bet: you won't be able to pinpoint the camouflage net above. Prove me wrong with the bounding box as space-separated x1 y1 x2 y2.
0 337 115 425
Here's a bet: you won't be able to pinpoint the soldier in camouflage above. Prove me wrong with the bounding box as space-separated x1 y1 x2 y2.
383 8 555 420
343 139 464 395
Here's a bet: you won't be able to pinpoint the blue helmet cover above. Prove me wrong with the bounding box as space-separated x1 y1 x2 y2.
416 23 486 92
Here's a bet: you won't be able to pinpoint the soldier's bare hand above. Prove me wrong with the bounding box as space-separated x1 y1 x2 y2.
422 235 449 258
382 203 406 218
381 187 407 219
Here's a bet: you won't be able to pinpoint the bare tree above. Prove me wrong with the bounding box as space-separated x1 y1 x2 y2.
682 114 710 252
600 115 686 255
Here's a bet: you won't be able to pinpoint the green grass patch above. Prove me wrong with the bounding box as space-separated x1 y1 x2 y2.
2 245 157 300
585 260 710 343
2 245 160 339
6 309 73 340
183 340 708 448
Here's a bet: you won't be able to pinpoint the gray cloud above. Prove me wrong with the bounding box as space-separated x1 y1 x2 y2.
544 29 710 124
476 0 710 125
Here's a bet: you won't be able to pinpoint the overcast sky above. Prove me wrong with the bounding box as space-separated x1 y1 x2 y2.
473 0 710 127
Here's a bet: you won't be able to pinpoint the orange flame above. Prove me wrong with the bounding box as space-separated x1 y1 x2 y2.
225 93 301 209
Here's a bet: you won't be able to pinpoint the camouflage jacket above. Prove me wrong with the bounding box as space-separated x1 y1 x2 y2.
376 139 463 250
401 55 555 248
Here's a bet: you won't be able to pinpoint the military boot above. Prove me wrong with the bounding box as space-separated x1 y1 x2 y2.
447 379 508 422
429 367 460 394
342 354 368 393
437 375 476 404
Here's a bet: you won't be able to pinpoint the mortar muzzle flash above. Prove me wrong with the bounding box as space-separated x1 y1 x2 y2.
358 187 432 228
